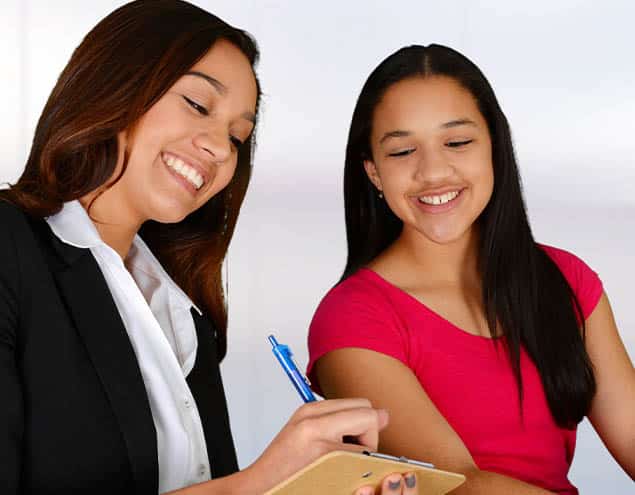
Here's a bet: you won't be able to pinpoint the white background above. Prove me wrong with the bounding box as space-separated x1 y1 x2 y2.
1 1 633 491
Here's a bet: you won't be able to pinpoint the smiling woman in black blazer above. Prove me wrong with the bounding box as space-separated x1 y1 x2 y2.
0 1 403 494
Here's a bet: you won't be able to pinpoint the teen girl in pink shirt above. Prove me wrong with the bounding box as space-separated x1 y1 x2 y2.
307 45 634 494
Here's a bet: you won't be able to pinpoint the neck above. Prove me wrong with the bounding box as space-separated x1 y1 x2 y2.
391 225 481 287
79 191 142 260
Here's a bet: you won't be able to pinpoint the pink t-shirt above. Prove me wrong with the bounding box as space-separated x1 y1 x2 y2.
307 245 603 494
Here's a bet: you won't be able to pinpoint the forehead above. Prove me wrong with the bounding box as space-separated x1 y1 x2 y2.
372 76 484 134
187 38 258 112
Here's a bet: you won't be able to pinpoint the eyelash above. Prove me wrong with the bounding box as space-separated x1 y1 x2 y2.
388 149 415 157
183 95 244 150
183 95 209 116
387 139 473 157
447 139 473 148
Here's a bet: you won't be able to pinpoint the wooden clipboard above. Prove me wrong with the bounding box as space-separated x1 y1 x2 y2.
264 450 466 495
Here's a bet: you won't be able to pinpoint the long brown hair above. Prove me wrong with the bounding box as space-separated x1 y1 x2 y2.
1 0 261 359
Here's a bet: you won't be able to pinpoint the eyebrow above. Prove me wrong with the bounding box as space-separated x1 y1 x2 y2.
378 118 478 145
186 71 227 94
379 130 412 144
185 70 256 125
440 118 478 129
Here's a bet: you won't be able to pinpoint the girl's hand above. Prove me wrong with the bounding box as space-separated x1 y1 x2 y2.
354 472 418 495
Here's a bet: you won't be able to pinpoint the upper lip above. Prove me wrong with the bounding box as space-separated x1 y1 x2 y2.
161 151 212 186
411 186 465 198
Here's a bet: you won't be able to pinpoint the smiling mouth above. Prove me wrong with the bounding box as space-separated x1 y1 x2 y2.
161 152 205 190
417 189 462 206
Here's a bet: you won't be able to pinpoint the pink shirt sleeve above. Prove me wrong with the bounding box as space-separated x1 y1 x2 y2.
540 245 604 319
307 273 409 393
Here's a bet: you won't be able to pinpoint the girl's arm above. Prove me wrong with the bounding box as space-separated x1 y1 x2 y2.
315 348 555 494
584 293 635 478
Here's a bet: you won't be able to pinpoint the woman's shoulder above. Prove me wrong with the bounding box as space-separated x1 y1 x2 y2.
0 200 33 248
538 243 598 278
538 243 603 318
0 200 58 269
316 268 395 313
308 268 411 378
0 201 29 319
0 200 52 250
310 268 405 341
0 199 29 224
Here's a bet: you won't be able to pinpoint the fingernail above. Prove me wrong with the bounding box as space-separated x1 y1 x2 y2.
405 474 416 488
388 477 401 491
356 487 373 495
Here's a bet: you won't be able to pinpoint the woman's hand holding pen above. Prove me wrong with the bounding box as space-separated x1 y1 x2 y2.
237 398 389 494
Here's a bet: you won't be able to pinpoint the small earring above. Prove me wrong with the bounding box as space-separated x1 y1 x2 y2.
222 210 229 235
378 191 383 199
222 191 232 236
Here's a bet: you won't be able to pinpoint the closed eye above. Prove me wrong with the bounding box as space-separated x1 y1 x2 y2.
388 148 415 157
446 139 473 148
183 95 209 116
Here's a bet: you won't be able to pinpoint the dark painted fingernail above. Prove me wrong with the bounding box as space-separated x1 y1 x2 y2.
388 478 401 490
405 474 416 488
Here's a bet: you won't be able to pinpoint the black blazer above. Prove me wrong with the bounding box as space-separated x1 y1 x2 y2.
0 202 238 494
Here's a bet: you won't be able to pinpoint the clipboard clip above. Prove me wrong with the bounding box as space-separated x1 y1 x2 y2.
362 451 435 469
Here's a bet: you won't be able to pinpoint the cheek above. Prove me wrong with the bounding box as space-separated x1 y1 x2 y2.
219 166 236 190
472 159 494 212
465 148 494 188
480 157 495 197
378 163 409 192
135 102 188 151
209 160 239 197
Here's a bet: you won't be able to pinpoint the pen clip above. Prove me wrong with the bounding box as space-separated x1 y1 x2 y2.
268 333 316 403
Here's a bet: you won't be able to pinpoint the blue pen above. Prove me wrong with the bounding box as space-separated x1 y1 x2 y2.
268 336 435 465
268 334 317 403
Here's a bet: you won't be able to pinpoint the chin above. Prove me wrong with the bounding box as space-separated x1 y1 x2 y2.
144 201 193 225
420 224 472 246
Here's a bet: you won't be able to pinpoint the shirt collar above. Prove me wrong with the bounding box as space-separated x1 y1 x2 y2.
128 237 202 316
46 200 202 316
46 199 102 249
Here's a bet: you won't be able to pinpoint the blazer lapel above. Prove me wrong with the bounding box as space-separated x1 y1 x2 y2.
48 232 158 493
187 310 239 478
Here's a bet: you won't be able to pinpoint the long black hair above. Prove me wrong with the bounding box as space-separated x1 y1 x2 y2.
342 44 595 428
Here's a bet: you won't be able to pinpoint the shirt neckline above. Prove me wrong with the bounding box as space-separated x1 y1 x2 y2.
357 267 502 343
46 200 202 315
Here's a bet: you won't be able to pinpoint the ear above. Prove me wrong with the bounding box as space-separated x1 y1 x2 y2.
363 159 383 192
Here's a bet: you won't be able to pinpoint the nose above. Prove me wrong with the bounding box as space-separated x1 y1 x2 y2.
414 147 454 183
192 128 231 163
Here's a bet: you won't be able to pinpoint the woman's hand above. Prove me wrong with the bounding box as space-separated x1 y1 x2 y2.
239 398 389 494
354 472 418 495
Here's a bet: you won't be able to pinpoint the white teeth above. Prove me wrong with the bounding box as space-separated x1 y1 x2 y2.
162 153 204 190
418 190 460 205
